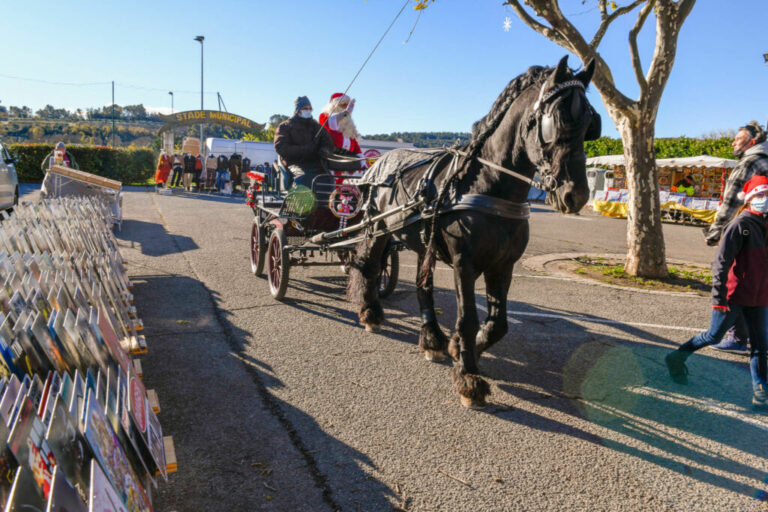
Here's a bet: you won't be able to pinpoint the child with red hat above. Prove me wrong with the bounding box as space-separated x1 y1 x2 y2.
666 174 768 410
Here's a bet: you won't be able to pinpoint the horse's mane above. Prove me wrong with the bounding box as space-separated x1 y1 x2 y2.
464 65 552 160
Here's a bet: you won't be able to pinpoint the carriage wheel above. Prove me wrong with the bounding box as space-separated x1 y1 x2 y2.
250 217 266 276
267 228 290 300
378 246 399 299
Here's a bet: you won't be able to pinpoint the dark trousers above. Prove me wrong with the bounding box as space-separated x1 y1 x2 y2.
288 165 327 190
677 305 768 388
724 314 749 343
170 166 183 187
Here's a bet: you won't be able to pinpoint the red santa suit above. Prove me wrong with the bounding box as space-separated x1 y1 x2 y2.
319 111 362 154
319 93 366 183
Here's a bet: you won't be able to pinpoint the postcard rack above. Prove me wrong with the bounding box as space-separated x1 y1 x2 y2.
44 165 123 230
0 197 174 511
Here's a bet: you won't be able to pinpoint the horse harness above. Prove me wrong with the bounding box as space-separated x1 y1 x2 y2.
310 82 588 246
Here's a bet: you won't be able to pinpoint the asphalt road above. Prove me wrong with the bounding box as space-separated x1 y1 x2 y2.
71 187 766 512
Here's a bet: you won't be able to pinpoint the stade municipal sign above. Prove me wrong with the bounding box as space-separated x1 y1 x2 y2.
158 110 264 133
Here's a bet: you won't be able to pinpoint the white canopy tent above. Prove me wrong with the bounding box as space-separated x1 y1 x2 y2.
586 154 738 169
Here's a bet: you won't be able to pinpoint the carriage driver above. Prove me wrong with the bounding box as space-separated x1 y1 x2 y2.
274 96 335 189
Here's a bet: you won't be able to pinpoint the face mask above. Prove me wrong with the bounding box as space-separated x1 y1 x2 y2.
750 196 768 213
298 110 312 119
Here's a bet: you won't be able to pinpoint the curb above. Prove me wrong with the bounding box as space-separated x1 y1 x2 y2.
521 252 707 297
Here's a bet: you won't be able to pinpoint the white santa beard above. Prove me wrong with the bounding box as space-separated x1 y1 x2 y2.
337 114 360 140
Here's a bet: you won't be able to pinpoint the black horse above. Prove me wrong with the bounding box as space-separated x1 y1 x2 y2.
347 57 600 408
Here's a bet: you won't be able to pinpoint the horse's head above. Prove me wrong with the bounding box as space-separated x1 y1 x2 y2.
524 56 600 214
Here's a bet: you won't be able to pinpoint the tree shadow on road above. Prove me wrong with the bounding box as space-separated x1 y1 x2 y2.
478 300 768 502
132 273 399 511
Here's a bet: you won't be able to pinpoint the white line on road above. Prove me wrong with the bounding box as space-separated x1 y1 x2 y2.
474 303 700 332
402 265 703 332
402 263 584 282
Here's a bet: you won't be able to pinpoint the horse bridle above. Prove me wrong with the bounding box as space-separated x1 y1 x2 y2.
527 79 589 191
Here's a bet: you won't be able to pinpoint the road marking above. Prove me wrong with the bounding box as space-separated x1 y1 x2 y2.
475 302 700 332
628 387 768 432
403 266 703 332
476 302 522 324
402 263 588 282
502 310 701 332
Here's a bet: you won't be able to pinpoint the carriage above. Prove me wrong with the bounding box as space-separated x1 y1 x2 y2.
247 159 400 300
249 56 600 408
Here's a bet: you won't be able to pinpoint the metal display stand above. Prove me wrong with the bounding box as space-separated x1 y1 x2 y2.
43 165 123 229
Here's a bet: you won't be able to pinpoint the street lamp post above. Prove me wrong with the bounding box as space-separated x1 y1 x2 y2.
168 91 174 114
194 35 204 152
764 54 768 130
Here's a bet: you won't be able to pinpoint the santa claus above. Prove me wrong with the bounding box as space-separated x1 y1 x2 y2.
319 93 364 158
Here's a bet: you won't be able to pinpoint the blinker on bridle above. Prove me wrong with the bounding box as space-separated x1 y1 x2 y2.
528 79 587 191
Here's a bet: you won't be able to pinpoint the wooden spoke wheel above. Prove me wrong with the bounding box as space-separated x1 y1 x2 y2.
267 228 290 300
378 246 399 299
250 218 266 276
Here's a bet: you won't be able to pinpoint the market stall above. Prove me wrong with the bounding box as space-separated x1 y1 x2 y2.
586 154 738 224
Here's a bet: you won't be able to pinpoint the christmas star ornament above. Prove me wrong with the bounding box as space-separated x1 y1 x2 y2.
503 16 512 32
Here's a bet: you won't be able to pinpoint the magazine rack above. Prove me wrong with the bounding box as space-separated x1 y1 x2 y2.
46 165 123 229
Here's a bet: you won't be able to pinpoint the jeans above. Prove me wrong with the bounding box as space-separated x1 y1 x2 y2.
215 170 229 191
724 313 749 343
679 305 768 387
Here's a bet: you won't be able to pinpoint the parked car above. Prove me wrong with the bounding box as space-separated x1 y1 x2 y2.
0 139 19 210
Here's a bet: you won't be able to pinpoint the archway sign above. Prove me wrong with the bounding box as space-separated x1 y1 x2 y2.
157 110 265 134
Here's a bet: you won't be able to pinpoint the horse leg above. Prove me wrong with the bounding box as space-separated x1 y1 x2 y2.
450 261 490 409
416 250 449 362
347 235 389 332
475 267 513 355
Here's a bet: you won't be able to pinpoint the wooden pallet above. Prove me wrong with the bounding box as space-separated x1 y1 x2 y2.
162 436 177 474
132 359 143 379
50 165 122 191
147 389 160 414
127 334 148 355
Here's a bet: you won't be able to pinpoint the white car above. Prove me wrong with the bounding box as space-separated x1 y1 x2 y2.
0 140 18 210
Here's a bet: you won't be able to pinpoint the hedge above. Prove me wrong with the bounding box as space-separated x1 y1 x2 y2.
7 143 155 184
584 136 734 159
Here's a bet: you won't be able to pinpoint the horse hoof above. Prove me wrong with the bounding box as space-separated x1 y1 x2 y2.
460 395 486 410
364 323 381 333
424 349 445 362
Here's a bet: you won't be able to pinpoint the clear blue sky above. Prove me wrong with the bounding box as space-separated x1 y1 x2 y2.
0 0 765 138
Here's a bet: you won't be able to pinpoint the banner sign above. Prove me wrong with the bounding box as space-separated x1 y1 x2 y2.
158 110 264 133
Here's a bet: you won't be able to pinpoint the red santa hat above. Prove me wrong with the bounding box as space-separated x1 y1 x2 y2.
739 174 768 202
330 92 350 103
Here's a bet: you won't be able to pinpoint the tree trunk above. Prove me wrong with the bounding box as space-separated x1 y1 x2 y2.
618 115 668 278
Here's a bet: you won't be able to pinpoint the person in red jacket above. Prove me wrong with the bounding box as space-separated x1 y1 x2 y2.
666 174 768 410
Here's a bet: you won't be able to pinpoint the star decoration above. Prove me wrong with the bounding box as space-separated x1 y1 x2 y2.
503 16 512 32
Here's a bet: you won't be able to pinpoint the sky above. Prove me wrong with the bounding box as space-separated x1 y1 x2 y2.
0 0 766 139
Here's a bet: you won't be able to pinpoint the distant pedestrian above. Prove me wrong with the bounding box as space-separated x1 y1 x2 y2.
667 174 768 410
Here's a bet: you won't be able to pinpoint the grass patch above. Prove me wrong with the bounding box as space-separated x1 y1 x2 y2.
571 256 711 294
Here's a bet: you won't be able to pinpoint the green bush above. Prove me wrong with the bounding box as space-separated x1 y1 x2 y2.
585 136 734 159
7 143 155 184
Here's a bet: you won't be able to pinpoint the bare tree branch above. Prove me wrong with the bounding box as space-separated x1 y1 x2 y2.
598 0 608 20
504 0 567 47
516 0 636 114
643 0 695 111
629 0 655 94
590 0 647 50
676 0 696 20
